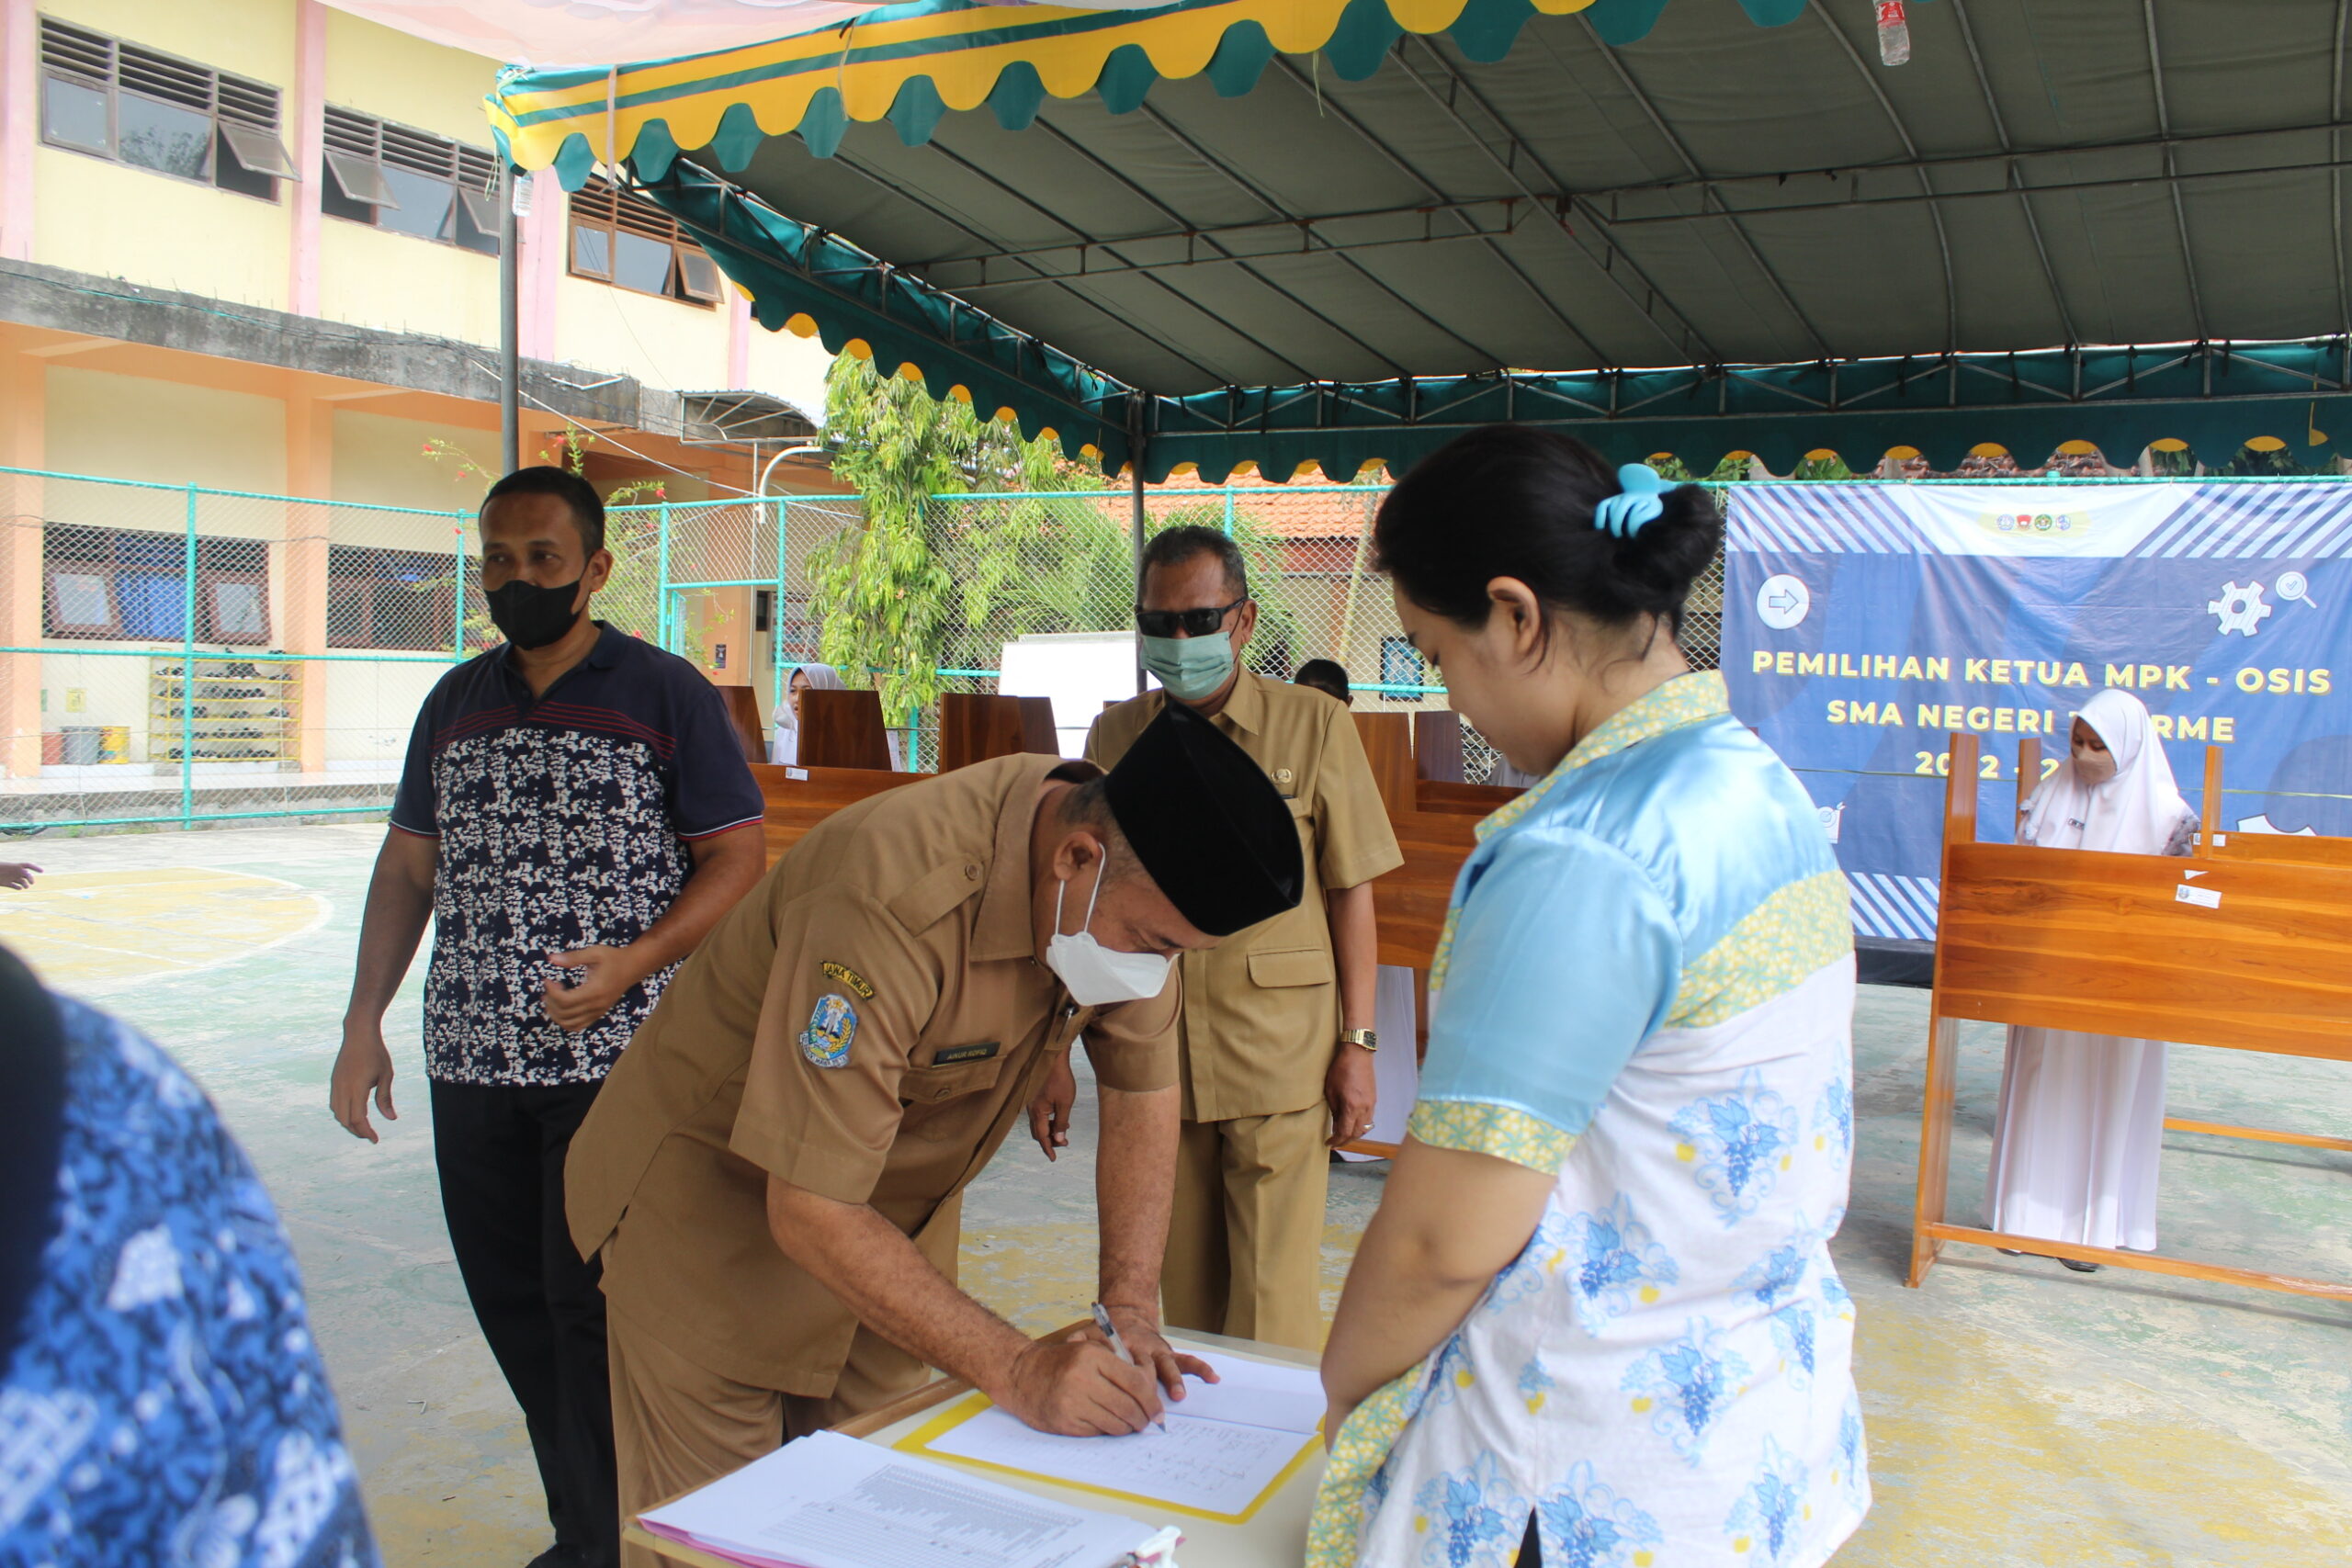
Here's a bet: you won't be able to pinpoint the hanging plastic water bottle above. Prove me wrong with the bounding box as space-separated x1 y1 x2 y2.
1876 0 1910 64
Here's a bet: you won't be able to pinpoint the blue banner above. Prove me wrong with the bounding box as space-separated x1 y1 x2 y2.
1722 482 2352 939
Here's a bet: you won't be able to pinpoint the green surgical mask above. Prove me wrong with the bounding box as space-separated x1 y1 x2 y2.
1141 631 1236 702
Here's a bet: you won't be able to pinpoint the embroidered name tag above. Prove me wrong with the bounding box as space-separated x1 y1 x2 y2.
821 961 876 998
932 1042 1001 1066
799 994 858 1068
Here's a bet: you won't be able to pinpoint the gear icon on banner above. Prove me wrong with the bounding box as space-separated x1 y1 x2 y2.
2207 581 2273 637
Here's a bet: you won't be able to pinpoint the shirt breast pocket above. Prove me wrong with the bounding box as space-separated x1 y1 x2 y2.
1247 947 1334 989
899 1055 1007 1129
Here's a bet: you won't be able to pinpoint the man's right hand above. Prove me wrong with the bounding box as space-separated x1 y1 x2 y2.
996 1329 1163 1436
330 1025 398 1144
1024 1051 1079 1162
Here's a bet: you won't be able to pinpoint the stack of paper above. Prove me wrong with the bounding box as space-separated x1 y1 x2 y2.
906 1352 1325 1520
639 1432 1163 1568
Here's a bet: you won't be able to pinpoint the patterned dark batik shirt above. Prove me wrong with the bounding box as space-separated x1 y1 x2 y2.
390 624 764 1086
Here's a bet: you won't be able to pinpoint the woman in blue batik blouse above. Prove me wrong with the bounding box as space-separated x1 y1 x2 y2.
1311 428 1867 1568
0 945 380 1568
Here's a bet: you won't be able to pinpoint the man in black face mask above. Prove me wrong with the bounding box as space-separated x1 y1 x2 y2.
330 466 766 1568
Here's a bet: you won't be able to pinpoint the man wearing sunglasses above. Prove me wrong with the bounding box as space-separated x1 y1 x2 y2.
1026 525 1402 1351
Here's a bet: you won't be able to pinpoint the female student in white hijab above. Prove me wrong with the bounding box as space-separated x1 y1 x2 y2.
767 661 913 770
767 662 846 765
1985 687 2197 1270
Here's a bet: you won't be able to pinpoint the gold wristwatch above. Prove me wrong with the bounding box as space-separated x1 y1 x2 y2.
1340 1029 1378 1053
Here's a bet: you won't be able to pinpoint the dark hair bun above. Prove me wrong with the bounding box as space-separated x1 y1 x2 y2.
1373 426 1722 634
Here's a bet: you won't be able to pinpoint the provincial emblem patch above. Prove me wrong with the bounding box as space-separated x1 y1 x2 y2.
798 993 858 1068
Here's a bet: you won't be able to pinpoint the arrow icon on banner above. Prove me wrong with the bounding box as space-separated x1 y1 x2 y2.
1767 591 1799 611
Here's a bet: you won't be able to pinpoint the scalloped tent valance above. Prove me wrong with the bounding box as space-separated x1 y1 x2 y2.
487 0 1825 180
1136 342 2352 482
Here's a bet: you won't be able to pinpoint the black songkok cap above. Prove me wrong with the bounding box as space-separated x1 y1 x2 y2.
1103 701 1305 938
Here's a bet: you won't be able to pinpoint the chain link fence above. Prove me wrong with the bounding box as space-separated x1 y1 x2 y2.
5 467 1725 835
3 466 481 835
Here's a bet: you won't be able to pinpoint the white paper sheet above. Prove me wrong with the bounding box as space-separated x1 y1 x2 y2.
915 1355 1322 1517
1158 1353 1324 1434
639 1431 1155 1568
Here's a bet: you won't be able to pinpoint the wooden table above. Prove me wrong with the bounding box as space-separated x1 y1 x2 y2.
624 1326 1327 1568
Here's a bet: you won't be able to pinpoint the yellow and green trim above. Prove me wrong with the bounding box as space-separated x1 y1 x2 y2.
1668 869 1852 1030
1408 1100 1578 1174
485 0 1829 182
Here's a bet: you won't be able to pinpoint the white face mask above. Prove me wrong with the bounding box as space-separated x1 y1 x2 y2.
2073 742 2117 786
1045 867 1173 1007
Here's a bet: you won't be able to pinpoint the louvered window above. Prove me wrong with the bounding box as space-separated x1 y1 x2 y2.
322 106 502 255
567 175 722 306
37 17 292 200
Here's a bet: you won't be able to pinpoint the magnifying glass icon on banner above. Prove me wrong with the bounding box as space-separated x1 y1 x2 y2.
2278 570 2320 609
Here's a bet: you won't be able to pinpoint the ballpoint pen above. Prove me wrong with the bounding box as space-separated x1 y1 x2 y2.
1091 1301 1167 1434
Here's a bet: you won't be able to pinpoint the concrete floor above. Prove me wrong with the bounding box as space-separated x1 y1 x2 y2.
6 822 2348 1567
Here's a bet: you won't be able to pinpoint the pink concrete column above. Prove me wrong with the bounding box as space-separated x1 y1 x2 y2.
282 397 332 772
1 0 36 263
288 0 326 314
1 352 44 775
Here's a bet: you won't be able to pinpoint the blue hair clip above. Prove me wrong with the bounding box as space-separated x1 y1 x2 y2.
1594 463 1669 538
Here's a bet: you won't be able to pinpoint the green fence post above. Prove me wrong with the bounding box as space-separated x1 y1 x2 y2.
771 496 788 747
655 502 674 652
450 513 468 662
180 483 198 829
1221 486 1235 536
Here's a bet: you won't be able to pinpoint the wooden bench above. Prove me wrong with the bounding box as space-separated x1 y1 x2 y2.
1911 730 2352 1301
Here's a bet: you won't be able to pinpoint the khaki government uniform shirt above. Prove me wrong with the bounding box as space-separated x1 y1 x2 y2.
566 753 1180 1396
1087 671 1403 1123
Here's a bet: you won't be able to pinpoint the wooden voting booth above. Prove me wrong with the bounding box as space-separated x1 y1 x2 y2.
2195 743 2352 868
1909 730 2352 1301
713 685 766 767
940 693 1059 773
794 687 894 771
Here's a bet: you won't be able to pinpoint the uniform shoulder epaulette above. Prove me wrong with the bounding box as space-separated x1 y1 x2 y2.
884 856 987 933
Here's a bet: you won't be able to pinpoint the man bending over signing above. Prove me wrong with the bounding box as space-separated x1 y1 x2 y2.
567 701 1304 1558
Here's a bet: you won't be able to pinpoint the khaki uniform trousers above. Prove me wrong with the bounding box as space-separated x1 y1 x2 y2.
607 1304 927 1568
1160 1103 1330 1352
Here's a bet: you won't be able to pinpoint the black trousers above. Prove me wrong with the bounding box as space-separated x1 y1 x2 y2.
432 1078 617 1568
1519 1510 1543 1566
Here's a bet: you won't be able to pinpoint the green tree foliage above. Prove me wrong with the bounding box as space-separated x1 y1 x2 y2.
811 356 1305 718
810 356 1099 717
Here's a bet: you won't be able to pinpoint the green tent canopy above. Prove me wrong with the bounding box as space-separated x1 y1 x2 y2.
489 0 2352 478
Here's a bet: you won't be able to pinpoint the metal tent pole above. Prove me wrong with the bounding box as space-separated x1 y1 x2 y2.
1128 408 1148 694
498 165 521 474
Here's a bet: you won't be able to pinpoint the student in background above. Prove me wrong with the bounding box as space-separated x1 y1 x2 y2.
1294 659 1353 706
1312 431 1866 1568
1985 689 2192 1270
768 662 848 765
329 467 767 1568
1 945 380 1568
